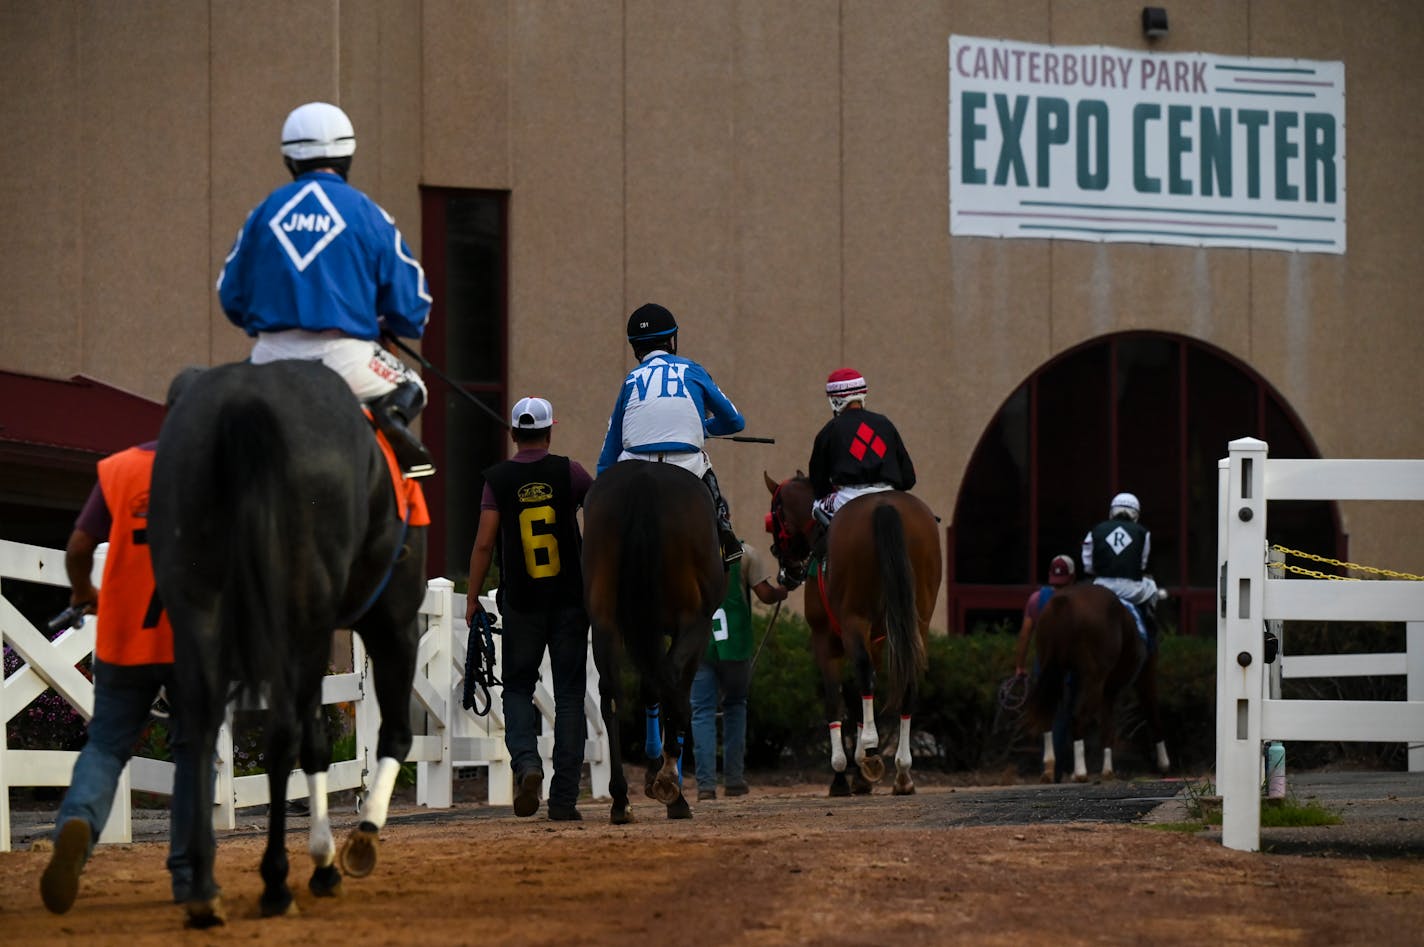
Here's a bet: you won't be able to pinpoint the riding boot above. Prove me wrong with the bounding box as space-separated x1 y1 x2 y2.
701 468 742 565
810 502 831 564
371 382 436 479
1140 600 1160 654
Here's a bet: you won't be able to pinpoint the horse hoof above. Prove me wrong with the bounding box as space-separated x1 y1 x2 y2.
1102 770 1117 782
184 897 227 929
829 772 851 797
651 773 682 805
859 755 885 783
309 864 343 898
1039 771 1053 784
260 887 298 918
666 797 693 820
610 804 633 825
1072 773 1089 784
850 771 874 795
339 828 379 878
892 779 915 796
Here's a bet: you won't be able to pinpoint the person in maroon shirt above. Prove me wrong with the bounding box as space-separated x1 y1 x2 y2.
465 397 592 821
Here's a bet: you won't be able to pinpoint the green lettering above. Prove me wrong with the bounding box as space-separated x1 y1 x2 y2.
1274 111 1299 201
1035 97 1070 188
1199 107 1232 198
1076 100 1109 191
1167 104 1193 196
1303 113 1336 203
961 92 987 185
993 94 1030 187
1133 103 1161 194
1238 109 1269 199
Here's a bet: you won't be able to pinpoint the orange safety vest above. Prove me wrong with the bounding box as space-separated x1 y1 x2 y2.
94 446 173 666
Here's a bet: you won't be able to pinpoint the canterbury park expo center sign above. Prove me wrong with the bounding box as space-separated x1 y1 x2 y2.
948 35 1345 253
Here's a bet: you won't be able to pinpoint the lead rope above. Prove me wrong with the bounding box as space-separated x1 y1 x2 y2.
748 600 784 674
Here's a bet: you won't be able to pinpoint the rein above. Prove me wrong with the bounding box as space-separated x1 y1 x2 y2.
748 600 783 674
461 609 502 716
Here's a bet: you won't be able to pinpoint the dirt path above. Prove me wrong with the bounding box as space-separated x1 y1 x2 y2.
3 777 1422 945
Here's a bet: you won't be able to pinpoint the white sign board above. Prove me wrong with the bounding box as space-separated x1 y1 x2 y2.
948 35 1346 253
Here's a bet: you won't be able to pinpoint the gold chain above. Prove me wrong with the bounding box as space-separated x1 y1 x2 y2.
1270 544 1424 581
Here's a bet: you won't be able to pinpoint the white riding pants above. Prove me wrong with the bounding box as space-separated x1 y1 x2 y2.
616 448 710 479
1093 575 1161 606
251 330 426 403
814 482 894 520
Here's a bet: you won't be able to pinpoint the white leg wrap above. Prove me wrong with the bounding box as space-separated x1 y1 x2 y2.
829 723 847 772
895 716 912 772
859 696 878 748
1102 747 1114 776
359 757 402 830
1042 732 1056 769
1155 740 1171 771
1073 739 1088 779
307 771 334 867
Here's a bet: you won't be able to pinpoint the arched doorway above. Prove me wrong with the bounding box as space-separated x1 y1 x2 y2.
946 332 1342 637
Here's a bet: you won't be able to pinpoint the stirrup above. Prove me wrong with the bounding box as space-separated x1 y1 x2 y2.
719 528 743 565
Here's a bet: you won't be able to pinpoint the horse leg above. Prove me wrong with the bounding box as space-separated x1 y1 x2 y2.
298 700 341 899
651 623 702 819
1040 732 1056 784
592 630 631 824
340 620 418 878
1136 654 1171 773
259 707 300 917
844 626 884 784
174 656 227 928
812 632 850 797
1067 672 1092 783
1098 685 1121 781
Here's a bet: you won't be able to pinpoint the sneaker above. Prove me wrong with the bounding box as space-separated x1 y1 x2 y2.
513 769 543 818
41 818 91 914
285 798 311 817
697 788 717 802
724 784 749 797
547 803 582 822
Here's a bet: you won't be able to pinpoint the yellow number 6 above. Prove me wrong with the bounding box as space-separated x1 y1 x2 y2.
518 506 561 578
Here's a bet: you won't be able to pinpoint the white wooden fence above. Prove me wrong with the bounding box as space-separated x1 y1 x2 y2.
1216 437 1424 851
0 539 610 852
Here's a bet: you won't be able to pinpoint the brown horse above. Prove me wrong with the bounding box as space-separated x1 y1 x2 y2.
583 460 727 822
1022 582 1170 782
764 473 941 796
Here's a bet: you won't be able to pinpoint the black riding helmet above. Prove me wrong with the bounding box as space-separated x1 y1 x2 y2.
626 303 678 343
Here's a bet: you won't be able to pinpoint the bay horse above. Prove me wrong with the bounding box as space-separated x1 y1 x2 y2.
764 473 940 796
149 360 427 926
1022 582 1170 782
582 460 727 823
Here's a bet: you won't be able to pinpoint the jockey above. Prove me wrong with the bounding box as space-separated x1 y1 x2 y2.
217 101 435 478
807 368 916 548
1081 492 1164 636
597 303 745 565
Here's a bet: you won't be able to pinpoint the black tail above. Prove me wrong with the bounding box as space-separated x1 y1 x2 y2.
213 397 291 711
616 470 663 673
873 503 925 712
1024 597 1069 734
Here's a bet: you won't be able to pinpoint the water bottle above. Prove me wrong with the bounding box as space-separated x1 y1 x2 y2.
1266 741 1286 798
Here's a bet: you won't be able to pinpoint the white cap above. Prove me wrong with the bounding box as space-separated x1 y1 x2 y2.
510 396 555 430
281 102 356 161
1109 492 1141 521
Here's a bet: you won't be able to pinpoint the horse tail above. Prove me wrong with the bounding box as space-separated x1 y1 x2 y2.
1024 596 1069 734
615 469 663 664
213 396 291 710
873 503 926 712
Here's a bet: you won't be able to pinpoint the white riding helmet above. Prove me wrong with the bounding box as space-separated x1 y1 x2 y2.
280 102 356 161
1109 492 1141 521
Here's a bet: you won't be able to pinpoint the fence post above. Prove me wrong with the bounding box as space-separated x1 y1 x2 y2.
1410 621 1424 773
1219 436 1269 851
417 579 454 809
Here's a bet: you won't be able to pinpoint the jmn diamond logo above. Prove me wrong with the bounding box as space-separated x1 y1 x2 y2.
268 182 347 272
1106 526 1134 554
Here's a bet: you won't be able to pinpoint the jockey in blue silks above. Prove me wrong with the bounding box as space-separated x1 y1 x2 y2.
597 302 745 565
217 101 435 478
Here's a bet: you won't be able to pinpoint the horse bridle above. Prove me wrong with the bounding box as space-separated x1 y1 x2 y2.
765 479 814 590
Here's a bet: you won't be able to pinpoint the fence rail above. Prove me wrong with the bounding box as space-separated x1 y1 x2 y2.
1216 437 1424 852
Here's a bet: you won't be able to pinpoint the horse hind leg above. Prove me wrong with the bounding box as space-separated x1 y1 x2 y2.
854 696 885 784
259 716 300 917
1040 732 1056 784
892 715 915 795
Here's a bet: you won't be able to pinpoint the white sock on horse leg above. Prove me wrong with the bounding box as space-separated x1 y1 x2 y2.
1042 732 1056 769
1155 740 1170 771
307 771 334 867
854 724 866 766
829 723 847 772
895 716 912 772
1102 747 1114 776
860 696 878 748
359 757 402 830
1073 739 1088 778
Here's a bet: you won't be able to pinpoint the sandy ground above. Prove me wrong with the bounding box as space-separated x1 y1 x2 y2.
3 771 1423 946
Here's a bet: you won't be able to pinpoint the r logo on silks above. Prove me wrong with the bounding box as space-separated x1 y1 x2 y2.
268 181 348 272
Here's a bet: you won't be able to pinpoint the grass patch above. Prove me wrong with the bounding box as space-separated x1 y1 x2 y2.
1175 777 1341 828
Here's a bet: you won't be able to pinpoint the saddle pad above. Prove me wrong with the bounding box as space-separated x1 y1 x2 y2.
364 411 431 527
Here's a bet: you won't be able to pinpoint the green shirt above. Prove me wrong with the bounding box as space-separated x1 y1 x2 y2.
707 558 753 662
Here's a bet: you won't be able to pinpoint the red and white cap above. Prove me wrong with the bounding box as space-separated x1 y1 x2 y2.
1048 554 1076 586
825 368 868 399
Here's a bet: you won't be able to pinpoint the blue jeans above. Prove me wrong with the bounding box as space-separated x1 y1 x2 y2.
499 603 589 808
690 659 749 792
55 661 193 899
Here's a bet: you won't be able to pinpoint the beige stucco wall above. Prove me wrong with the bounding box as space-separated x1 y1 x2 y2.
2 1 1422 628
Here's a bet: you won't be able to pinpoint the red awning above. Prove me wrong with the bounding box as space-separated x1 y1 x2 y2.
0 370 164 468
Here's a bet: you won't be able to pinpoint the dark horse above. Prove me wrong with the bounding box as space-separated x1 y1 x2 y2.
764 474 941 796
1022 582 1169 782
149 360 427 926
582 460 727 823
